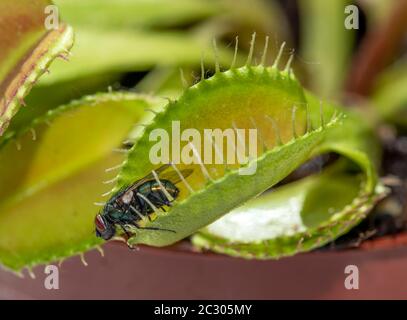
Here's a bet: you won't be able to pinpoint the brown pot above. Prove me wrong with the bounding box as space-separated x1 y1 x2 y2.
1 233 407 300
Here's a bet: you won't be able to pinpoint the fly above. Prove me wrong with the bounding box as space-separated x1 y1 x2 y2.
95 164 193 243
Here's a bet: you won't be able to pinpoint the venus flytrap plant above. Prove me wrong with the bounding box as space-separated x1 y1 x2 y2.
193 89 387 258
192 170 385 259
193 82 387 258
0 0 392 270
0 92 167 271
193 99 386 258
108 37 385 254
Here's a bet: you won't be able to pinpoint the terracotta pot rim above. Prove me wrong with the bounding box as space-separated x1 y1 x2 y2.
111 231 407 260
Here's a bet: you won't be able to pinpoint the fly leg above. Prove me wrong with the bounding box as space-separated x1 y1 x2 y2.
161 190 175 207
149 193 171 210
118 223 136 250
128 205 152 222
119 224 131 238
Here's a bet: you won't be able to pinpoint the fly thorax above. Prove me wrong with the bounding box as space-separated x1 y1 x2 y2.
121 190 133 204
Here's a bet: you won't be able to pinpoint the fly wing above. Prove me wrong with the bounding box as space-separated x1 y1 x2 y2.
146 164 193 184
125 164 173 192
159 168 194 185
153 163 172 176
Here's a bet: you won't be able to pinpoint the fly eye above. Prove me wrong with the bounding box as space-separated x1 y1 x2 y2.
95 215 107 232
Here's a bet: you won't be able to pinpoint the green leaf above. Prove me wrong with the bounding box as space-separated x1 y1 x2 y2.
191 89 384 259
0 92 165 271
39 28 234 86
54 0 219 29
299 0 355 98
1 75 119 146
0 0 74 135
372 59 407 127
192 169 386 259
306 90 380 192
